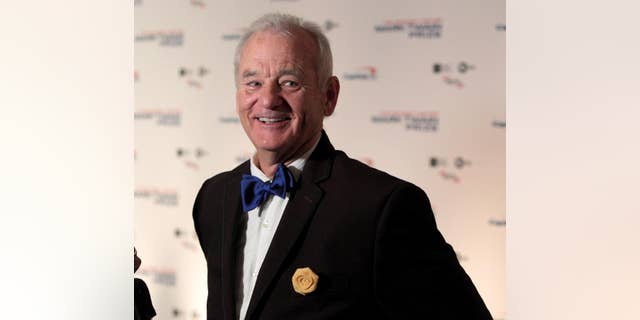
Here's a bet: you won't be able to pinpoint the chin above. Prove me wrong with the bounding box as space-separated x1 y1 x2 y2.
252 138 289 152
252 132 291 148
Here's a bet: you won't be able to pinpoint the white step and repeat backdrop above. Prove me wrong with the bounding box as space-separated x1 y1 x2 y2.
134 0 505 319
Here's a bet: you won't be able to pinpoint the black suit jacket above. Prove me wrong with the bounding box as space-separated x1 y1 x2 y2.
193 132 492 319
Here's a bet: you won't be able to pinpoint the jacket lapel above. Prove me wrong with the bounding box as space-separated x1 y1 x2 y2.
245 132 335 319
221 161 249 320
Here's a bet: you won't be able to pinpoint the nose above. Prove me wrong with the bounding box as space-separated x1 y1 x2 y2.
259 82 283 109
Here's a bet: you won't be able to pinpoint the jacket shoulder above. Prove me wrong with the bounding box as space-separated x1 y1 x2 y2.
332 150 416 190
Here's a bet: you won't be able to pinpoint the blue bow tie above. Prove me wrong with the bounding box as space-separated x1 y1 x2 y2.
240 163 295 212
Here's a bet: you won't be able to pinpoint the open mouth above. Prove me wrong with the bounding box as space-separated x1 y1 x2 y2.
256 117 291 124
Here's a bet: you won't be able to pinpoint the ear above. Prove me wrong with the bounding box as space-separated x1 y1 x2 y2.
323 76 340 116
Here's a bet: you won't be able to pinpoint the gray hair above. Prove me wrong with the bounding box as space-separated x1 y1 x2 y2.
234 13 333 89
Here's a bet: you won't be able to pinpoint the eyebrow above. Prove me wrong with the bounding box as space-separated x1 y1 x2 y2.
240 69 303 79
241 70 258 79
278 69 302 78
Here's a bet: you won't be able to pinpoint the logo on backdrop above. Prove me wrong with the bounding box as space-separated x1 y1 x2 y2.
135 187 179 207
190 0 205 8
134 70 139 82
455 251 468 262
429 156 471 183
172 308 201 319
432 61 476 89
135 30 184 47
438 171 460 183
374 18 443 39
222 28 244 41
323 20 338 32
134 0 142 6
495 23 506 31
137 266 176 286
343 66 377 80
135 109 181 126
179 66 209 89
371 110 439 132
174 228 199 251
358 157 375 167
219 115 240 124
492 119 505 128
177 147 208 170
488 218 506 227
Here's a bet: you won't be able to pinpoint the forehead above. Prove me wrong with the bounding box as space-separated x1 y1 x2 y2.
239 28 318 70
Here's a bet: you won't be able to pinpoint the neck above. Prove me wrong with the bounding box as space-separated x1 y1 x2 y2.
253 131 321 179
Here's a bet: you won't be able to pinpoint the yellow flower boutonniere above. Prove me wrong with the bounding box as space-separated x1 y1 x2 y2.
292 267 319 295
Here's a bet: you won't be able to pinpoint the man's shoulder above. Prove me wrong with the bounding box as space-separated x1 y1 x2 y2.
331 150 417 191
323 149 430 212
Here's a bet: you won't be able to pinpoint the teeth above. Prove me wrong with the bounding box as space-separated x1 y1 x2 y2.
257 117 288 123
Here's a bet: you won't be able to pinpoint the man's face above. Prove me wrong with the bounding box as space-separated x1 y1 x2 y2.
236 28 336 162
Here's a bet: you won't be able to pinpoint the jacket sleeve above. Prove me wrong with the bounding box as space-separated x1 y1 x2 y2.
373 182 493 319
193 179 209 256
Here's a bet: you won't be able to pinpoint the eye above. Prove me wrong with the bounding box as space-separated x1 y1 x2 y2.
245 80 261 88
280 80 300 88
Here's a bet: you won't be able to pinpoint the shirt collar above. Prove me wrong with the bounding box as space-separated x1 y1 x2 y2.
249 135 321 182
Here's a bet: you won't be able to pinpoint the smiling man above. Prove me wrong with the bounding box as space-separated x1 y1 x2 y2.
193 13 492 320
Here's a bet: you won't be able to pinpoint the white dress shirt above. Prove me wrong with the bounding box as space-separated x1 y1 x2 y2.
236 138 320 320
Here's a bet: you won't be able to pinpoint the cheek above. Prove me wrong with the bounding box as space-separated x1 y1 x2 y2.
236 92 257 112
